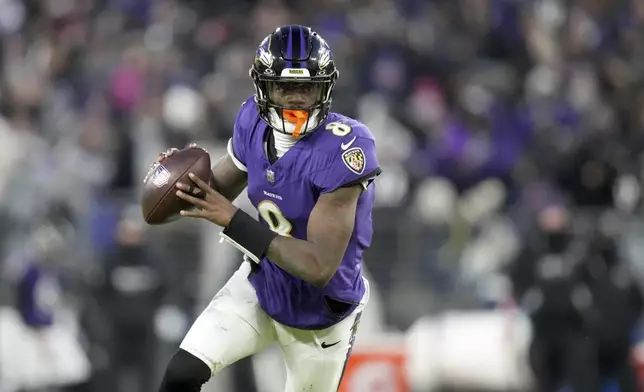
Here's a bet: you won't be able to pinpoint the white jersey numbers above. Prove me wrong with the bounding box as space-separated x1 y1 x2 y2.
257 200 293 237
326 121 352 137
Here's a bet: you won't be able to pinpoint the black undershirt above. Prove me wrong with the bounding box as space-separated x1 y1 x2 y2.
264 127 279 164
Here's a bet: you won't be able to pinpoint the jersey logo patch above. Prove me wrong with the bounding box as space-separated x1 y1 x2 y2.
266 168 276 184
342 147 366 175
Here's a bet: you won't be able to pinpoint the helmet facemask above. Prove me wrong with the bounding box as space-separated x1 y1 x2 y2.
251 71 337 137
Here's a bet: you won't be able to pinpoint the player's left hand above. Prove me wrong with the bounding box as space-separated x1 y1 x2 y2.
175 173 238 227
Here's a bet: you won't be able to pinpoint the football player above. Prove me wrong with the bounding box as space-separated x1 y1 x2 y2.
157 25 381 392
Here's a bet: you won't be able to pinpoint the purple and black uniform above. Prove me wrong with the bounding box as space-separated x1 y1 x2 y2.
165 25 378 392
228 97 381 330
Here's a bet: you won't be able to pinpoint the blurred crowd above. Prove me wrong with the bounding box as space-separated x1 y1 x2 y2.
1 0 644 391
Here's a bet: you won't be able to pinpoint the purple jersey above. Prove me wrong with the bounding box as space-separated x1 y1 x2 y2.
227 97 380 330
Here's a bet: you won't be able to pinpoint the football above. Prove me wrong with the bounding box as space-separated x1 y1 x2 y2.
141 147 211 225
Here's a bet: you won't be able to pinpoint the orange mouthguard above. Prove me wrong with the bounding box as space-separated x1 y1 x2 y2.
282 110 309 138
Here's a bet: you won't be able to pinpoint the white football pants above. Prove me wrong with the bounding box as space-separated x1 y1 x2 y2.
180 261 369 392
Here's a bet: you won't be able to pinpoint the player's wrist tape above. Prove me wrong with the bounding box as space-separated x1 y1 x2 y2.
219 210 277 264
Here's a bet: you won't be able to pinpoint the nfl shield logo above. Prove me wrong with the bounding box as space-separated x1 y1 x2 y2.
266 169 275 184
151 164 171 187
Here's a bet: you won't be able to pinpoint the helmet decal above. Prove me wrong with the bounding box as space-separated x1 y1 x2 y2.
256 36 273 68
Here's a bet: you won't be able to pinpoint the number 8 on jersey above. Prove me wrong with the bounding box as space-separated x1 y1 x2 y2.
258 200 293 237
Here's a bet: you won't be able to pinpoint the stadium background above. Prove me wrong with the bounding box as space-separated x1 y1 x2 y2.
2 0 644 391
